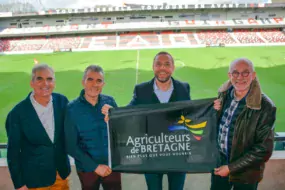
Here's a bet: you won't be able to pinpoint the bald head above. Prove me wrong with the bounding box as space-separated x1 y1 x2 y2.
229 58 255 72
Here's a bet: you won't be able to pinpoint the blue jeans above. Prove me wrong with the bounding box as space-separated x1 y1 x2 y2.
144 173 186 190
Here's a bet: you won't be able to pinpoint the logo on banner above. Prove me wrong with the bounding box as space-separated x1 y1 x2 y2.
168 115 207 141
124 115 207 159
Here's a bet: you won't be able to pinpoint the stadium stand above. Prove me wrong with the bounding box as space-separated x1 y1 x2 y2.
41 37 81 50
196 30 237 44
1 29 285 52
233 29 266 43
257 28 285 43
0 5 284 52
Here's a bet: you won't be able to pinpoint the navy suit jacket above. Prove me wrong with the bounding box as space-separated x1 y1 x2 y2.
129 77 191 106
5 92 71 189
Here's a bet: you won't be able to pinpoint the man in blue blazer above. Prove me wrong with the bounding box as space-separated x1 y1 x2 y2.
129 51 191 190
5 64 71 190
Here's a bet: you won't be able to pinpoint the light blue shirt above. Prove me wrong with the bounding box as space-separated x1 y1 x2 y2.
153 79 174 103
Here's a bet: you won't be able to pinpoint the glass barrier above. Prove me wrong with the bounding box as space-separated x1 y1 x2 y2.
0 134 284 158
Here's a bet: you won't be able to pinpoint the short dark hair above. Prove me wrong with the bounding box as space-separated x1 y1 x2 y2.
153 51 174 65
83 65 104 80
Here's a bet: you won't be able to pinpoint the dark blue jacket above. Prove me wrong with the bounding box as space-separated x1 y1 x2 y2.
129 77 191 106
5 93 71 189
64 90 117 172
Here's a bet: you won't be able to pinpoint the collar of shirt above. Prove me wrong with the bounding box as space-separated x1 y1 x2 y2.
30 91 53 108
229 86 247 103
153 79 174 91
79 89 102 107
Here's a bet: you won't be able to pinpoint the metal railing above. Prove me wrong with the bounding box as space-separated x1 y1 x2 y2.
275 136 285 141
275 132 285 141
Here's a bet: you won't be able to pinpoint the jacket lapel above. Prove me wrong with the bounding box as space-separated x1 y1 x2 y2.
168 90 177 102
52 94 60 143
24 93 53 145
169 79 177 102
149 79 161 104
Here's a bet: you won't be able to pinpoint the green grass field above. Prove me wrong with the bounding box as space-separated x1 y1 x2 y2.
0 46 284 143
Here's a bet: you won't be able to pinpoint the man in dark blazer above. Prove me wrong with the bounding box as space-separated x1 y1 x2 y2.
5 63 71 190
129 51 191 190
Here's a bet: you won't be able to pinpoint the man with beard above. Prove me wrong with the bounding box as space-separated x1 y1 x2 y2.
64 65 121 190
211 58 276 190
127 51 191 190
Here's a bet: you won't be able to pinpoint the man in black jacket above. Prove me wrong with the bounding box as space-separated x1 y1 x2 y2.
128 51 190 190
212 58 276 190
103 51 191 190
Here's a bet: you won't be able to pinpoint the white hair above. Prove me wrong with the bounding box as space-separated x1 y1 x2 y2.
229 58 255 72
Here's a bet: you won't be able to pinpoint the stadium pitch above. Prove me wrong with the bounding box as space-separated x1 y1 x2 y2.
0 46 284 143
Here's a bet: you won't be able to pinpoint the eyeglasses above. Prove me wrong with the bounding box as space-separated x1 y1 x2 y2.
230 71 251 78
